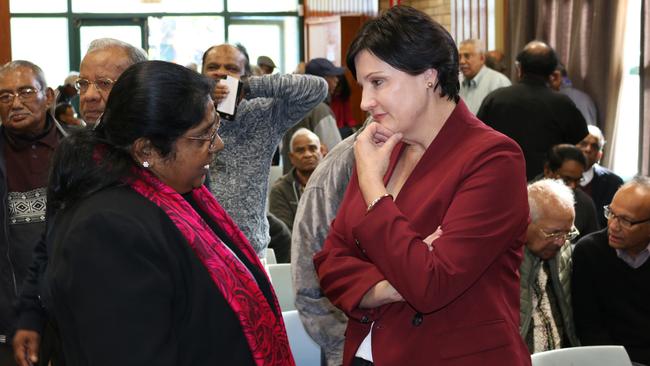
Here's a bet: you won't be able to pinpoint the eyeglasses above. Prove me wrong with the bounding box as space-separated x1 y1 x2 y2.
184 118 221 151
539 226 580 242
604 205 650 229
74 78 115 93
0 87 41 104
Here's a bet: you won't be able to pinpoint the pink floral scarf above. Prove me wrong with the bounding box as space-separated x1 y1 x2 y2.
128 169 294 365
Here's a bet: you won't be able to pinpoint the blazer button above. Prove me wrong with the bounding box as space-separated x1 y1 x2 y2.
360 315 371 324
412 313 423 327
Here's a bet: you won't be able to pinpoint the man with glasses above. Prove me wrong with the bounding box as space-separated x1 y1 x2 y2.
572 176 650 366
577 125 623 227
75 38 147 126
520 179 581 354
0 60 67 366
12 39 146 366
542 144 600 243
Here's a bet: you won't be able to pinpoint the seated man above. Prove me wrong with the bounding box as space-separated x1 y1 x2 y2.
542 144 600 242
521 179 580 353
572 176 650 365
269 128 324 232
281 58 342 174
577 125 623 227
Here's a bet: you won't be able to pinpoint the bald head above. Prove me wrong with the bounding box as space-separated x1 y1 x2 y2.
201 44 248 80
516 40 558 79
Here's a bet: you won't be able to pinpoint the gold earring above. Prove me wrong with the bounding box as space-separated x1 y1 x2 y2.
427 82 433 88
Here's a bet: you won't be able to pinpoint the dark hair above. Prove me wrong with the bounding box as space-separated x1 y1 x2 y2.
48 61 214 213
201 44 250 77
54 103 72 121
334 74 351 99
516 42 558 78
546 144 587 172
346 5 460 102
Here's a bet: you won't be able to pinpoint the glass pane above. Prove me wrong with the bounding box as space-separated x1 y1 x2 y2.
72 0 223 13
10 18 70 89
10 0 67 13
148 16 225 68
79 26 143 59
228 0 297 12
611 0 641 179
228 17 299 74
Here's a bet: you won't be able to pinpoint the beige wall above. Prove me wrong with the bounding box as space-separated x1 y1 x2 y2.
379 0 452 31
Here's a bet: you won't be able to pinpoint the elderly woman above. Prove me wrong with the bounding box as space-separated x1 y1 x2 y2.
314 6 531 366
42 61 294 366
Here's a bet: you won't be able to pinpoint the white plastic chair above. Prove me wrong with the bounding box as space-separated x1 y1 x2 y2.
283 310 321 366
267 263 295 311
531 345 633 366
266 248 277 264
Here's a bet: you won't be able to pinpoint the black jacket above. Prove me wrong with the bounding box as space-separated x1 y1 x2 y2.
42 186 276 366
477 77 589 180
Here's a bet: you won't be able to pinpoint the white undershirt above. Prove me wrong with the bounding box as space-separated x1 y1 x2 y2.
355 323 374 361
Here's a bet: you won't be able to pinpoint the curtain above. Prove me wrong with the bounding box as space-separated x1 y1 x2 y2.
507 0 628 168
641 0 650 175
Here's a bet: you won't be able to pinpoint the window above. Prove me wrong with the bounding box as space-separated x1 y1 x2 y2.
10 18 70 88
611 0 642 179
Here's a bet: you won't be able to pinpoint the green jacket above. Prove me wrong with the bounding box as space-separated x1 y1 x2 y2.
519 241 580 351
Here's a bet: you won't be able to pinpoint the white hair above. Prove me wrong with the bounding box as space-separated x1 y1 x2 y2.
587 125 606 150
289 128 320 153
528 179 575 222
86 38 148 66
459 39 485 55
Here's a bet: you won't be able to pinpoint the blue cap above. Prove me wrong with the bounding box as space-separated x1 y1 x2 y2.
305 58 344 77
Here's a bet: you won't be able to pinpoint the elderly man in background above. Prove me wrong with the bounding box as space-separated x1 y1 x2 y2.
0 60 66 366
576 125 623 227
458 39 511 114
269 128 324 233
201 44 327 257
520 179 580 353
281 57 343 174
572 177 650 366
12 38 147 366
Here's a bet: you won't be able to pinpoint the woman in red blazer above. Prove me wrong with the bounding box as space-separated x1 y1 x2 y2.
314 6 531 366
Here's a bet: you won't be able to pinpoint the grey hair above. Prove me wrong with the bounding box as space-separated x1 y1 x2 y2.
0 60 48 89
289 128 320 153
587 125 606 150
528 179 575 222
459 39 485 55
621 175 650 192
86 38 148 66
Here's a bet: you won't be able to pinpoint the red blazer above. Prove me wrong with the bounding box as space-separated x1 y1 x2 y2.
314 101 531 366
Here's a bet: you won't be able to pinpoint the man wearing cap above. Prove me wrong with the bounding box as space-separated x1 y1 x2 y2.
257 56 276 75
281 57 342 174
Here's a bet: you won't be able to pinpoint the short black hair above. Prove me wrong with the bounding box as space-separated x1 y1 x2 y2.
546 144 587 172
54 103 72 121
346 5 460 102
516 42 558 78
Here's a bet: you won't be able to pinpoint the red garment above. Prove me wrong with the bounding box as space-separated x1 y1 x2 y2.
330 96 357 128
314 101 531 365
129 169 295 366
3 122 59 191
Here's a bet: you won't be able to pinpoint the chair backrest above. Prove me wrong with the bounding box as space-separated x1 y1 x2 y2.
268 263 295 311
531 345 633 366
282 310 321 366
266 248 277 265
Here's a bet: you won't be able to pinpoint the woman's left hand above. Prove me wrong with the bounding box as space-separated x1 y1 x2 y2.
354 122 402 203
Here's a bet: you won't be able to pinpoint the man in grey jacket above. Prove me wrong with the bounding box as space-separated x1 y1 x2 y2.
202 44 327 257
521 179 581 353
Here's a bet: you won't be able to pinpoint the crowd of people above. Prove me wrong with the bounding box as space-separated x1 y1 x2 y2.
0 4 647 366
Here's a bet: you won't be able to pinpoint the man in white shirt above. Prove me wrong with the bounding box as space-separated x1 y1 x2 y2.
458 39 511 114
